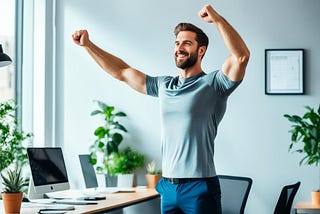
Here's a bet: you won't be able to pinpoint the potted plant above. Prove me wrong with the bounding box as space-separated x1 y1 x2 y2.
1 164 28 214
88 100 127 186
107 147 145 187
145 160 162 188
0 100 33 173
284 105 320 205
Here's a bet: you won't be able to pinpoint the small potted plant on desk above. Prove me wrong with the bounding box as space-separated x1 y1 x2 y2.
107 147 145 187
146 160 162 189
1 165 28 214
284 105 320 205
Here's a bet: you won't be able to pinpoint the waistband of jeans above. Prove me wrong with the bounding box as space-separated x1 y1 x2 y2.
163 176 217 184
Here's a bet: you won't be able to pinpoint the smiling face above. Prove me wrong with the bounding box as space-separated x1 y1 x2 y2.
174 31 203 70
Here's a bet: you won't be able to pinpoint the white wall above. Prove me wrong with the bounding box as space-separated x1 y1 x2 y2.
54 0 320 213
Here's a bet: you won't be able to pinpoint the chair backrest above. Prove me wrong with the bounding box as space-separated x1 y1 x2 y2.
274 181 301 214
218 175 253 214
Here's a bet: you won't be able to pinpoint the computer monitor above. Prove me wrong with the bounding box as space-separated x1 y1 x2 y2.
27 147 70 199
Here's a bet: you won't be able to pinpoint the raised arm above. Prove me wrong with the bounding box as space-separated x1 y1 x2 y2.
72 30 147 94
199 4 250 82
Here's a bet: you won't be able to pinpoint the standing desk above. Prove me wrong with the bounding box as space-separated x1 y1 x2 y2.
2 188 159 214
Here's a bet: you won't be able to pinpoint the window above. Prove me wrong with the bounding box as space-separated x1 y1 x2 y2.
21 0 57 147
0 0 15 102
0 0 57 147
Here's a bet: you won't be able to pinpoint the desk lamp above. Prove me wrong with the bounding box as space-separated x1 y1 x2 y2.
0 44 12 67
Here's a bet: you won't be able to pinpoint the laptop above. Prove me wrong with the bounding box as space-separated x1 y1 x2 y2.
78 154 135 194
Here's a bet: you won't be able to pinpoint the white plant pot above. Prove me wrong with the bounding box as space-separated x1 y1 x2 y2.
117 174 134 187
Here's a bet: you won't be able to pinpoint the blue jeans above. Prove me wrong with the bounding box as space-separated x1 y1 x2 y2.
155 177 221 214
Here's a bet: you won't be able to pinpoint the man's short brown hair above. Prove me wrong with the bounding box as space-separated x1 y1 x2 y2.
174 23 209 49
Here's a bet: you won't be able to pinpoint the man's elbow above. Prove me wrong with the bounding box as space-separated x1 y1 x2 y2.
239 50 250 65
112 67 130 82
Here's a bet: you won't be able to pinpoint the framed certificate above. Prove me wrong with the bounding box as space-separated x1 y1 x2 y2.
265 49 304 95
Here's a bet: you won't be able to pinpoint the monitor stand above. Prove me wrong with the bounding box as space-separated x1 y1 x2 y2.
27 177 75 210
28 177 45 199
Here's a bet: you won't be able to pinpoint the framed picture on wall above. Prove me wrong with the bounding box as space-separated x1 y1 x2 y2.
265 49 304 95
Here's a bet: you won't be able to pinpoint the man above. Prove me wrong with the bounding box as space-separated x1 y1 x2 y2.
72 4 249 214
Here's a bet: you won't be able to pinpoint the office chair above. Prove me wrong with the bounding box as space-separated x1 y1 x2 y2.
274 181 300 214
218 175 253 214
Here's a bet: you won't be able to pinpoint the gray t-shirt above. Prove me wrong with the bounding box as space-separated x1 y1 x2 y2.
146 70 241 178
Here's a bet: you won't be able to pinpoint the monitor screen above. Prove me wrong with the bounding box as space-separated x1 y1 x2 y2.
27 147 70 197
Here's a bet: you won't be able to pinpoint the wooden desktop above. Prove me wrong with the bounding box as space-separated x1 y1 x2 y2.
12 188 159 214
295 201 320 214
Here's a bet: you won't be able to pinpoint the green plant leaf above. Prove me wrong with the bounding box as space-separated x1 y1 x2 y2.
94 126 106 138
97 141 105 149
91 110 103 116
112 133 123 144
115 112 127 117
95 100 108 111
107 141 118 154
89 153 97 165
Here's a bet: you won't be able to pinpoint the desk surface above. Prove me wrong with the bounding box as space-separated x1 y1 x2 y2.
295 202 320 210
295 201 320 214
3 188 159 214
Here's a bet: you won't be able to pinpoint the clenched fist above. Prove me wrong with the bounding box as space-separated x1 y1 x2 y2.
72 29 90 46
198 4 220 24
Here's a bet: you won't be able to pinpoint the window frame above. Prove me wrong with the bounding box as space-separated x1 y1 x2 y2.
15 0 23 123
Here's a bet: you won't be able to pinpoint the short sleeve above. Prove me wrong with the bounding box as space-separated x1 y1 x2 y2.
204 70 242 96
146 75 160 97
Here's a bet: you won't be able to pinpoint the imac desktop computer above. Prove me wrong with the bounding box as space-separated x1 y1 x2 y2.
27 147 70 199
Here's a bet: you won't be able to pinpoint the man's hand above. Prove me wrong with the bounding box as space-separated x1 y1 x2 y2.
198 4 220 24
72 29 89 46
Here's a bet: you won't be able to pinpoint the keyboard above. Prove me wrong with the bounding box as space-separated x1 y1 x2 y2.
55 199 98 205
22 202 75 210
39 204 75 210
94 187 135 194
45 189 85 199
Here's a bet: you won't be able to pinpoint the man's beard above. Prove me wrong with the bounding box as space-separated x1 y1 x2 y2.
175 50 198 69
